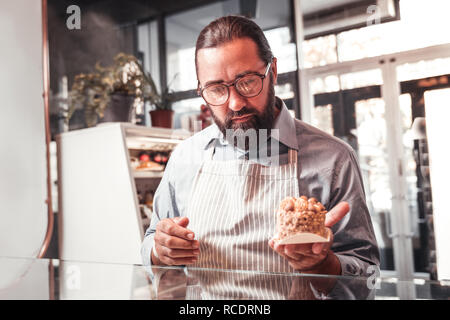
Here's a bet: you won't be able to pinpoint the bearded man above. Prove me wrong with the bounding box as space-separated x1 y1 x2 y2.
141 15 379 277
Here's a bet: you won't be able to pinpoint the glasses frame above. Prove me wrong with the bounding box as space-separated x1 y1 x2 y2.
198 60 273 106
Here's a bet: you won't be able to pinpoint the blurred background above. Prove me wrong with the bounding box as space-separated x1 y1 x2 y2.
2 1 450 297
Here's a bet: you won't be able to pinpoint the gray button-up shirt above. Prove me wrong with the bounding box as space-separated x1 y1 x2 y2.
142 97 380 276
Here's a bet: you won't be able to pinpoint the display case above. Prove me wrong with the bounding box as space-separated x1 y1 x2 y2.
56 123 191 265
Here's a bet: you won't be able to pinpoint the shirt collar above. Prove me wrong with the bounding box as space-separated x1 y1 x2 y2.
204 97 298 151
271 97 299 151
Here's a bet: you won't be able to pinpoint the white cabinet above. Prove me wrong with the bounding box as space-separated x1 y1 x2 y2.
57 123 190 264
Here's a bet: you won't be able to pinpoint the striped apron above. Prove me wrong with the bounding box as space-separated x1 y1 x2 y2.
187 146 300 273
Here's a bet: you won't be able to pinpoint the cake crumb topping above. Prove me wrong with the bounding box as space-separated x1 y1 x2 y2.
275 196 327 240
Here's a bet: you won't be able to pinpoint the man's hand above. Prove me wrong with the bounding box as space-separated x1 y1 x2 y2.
268 202 350 274
156 269 187 300
152 216 200 266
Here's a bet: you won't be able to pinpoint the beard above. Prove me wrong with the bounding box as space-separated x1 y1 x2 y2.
208 75 276 150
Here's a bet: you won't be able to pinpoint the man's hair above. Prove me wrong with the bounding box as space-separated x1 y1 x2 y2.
195 15 273 78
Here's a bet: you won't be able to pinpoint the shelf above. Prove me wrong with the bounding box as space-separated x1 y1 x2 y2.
133 170 164 179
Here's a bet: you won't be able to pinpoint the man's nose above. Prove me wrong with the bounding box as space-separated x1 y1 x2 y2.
227 87 246 112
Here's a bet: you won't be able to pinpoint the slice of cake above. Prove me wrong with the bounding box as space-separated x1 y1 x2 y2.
274 196 327 243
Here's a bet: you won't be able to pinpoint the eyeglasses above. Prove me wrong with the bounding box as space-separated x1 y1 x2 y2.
198 60 272 106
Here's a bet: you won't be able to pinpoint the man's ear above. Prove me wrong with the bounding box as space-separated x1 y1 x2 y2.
272 57 278 84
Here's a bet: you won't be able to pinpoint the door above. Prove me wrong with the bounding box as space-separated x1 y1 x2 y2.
303 51 450 284
396 58 450 281
307 68 406 274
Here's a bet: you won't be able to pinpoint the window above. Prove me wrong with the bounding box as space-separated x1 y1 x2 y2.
303 0 450 68
161 0 298 129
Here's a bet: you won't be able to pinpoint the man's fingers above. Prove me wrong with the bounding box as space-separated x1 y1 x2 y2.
325 201 350 227
158 218 195 240
154 218 198 266
160 246 200 259
288 243 311 253
312 243 324 254
270 241 291 260
155 232 199 249
284 245 302 260
173 216 190 228
268 238 276 250
270 240 312 256
311 228 333 254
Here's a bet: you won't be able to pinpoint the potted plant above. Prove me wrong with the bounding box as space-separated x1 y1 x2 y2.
148 74 178 128
67 53 163 128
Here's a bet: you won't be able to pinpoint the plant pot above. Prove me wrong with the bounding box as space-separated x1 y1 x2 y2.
149 109 174 128
99 93 135 124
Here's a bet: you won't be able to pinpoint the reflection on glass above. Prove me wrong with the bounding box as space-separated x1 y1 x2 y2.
0 258 51 300
354 98 393 270
150 267 374 300
3 257 450 300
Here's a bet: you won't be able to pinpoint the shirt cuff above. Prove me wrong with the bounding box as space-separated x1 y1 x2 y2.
321 254 378 299
141 234 155 266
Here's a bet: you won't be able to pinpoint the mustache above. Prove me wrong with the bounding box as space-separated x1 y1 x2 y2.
225 108 256 121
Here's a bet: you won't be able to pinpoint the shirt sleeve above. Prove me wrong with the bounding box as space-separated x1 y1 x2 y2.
140 149 181 266
328 147 381 276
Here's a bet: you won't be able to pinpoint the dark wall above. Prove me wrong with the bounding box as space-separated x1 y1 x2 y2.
48 0 218 102
47 0 219 135
48 0 149 106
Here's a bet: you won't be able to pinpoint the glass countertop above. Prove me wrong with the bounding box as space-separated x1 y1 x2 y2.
0 256 449 300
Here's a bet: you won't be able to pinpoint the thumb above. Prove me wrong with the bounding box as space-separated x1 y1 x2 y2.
173 216 189 228
325 202 350 228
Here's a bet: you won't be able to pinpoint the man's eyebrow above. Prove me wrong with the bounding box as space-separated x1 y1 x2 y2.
203 70 258 87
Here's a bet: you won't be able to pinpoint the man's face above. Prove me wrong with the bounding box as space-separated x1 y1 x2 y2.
196 38 278 136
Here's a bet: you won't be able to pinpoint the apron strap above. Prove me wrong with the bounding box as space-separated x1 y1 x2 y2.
207 143 216 160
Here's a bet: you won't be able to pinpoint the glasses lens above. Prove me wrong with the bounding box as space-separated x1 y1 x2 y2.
236 75 262 97
203 84 228 105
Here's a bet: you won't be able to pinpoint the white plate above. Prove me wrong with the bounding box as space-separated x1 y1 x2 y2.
276 231 330 245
